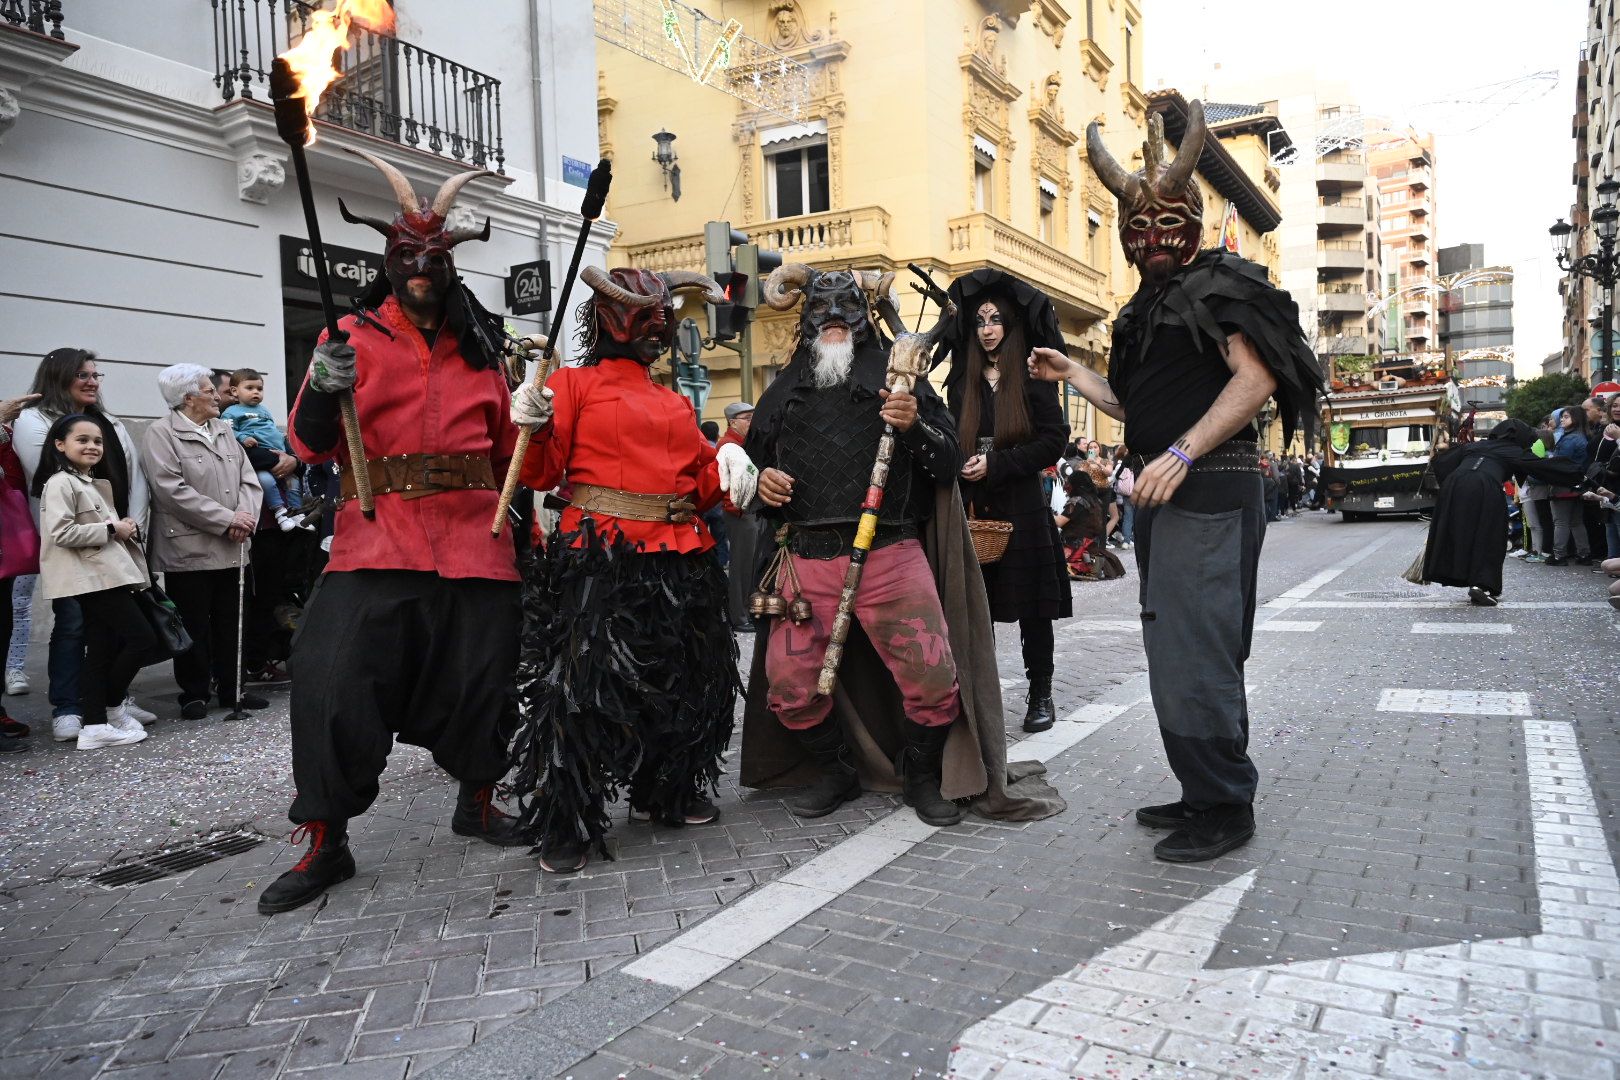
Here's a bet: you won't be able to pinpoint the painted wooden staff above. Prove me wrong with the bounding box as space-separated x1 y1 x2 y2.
269 58 375 519
491 158 613 537
816 293 956 697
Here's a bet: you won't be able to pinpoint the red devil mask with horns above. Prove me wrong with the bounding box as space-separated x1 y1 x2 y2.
338 149 495 310
580 265 728 365
1086 101 1208 286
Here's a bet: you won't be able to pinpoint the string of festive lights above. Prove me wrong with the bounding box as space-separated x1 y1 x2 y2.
595 0 813 120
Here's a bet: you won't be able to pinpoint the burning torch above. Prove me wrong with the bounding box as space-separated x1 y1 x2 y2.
267 7 382 518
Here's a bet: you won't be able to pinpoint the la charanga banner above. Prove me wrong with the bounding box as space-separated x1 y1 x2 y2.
1319 463 1428 493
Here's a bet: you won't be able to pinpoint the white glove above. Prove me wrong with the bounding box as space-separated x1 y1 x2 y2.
511 380 554 431
717 441 758 509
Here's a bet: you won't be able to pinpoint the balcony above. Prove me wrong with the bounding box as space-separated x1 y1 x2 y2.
623 206 893 276
1317 287 1366 313
1410 202 1428 217
1318 242 1365 271
1408 169 1431 191
1409 222 1430 242
946 212 1108 317
210 0 504 172
1317 161 1364 188
1317 199 1364 229
1409 249 1430 267
1 0 65 39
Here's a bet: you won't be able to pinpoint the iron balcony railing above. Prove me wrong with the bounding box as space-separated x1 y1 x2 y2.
211 0 504 173
1 0 65 38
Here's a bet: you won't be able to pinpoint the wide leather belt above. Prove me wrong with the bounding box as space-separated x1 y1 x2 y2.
1126 440 1260 477
339 453 494 503
788 521 917 560
570 483 695 524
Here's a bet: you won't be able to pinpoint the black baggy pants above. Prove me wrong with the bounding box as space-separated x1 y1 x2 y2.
287 570 519 824
77 587 158 726
1134 470 1265 811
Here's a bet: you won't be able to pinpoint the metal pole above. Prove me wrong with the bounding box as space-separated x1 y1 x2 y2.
739 313 754 405
1605 257 1616 384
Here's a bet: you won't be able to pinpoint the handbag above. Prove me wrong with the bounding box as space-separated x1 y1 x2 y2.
132 582 193 664
0 483 40 578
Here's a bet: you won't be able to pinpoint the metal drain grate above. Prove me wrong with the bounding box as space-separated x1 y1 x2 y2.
86 831 266 888
1337 589 1434 600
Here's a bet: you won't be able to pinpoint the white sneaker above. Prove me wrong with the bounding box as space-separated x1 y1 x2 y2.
274 507 301 532
121 697 157 724
5 670 28 695
108 702 144 733
76 722 147 750
52 714 82 742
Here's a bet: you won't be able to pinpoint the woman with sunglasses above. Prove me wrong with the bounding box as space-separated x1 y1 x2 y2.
11 349 153 742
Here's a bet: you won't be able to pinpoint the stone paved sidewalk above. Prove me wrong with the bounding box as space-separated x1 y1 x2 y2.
0 547 1150 1078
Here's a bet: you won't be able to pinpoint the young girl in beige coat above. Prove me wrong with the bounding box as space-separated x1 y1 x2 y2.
35 415 156 750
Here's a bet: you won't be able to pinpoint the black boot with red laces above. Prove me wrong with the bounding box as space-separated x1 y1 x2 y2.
451 782 534 847
257 820 356 914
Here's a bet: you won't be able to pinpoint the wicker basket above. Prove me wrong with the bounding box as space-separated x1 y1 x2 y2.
968 516 1015 564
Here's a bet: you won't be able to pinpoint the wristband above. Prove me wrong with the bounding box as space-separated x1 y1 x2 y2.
1166 446 1194 468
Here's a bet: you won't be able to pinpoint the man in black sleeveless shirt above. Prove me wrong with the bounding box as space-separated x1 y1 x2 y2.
1031 102 1323 862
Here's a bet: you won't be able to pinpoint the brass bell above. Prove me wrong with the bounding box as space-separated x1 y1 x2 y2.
749 590 771 617
760 594 789 618
788 597 813 624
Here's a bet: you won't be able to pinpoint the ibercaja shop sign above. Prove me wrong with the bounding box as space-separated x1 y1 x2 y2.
279 236 380 300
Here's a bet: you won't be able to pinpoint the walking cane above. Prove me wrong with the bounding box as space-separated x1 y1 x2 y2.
223 541 250 723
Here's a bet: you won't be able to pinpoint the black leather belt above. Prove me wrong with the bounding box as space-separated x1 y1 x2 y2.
1126 440 1260 477
788 521 918 560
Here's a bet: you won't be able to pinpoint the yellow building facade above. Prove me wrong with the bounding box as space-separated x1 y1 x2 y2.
595 0 1149 444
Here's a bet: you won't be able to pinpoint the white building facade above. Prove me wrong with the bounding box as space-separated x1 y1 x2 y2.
1 0 609 422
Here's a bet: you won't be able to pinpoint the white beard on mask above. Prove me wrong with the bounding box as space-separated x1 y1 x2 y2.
810 337 855 389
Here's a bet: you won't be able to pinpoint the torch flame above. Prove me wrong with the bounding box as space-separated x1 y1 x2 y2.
278 0 396 143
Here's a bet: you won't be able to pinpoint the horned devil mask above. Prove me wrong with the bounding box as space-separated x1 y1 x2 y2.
339 149 495 308
763 265 900 346
580 266 726 364
1087 100 1208 284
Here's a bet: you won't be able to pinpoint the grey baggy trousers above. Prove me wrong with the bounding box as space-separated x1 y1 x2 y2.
1133 470 1266 810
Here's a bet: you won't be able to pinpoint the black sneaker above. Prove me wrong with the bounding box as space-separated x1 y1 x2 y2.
1545 557 1569 566
0 736 27 754
1154 804 1255 863
538 834 588 874
220 691 270 710
1135 800 1191 828
1575 556 1594 566
180 700 209 721
1468 587 1498 607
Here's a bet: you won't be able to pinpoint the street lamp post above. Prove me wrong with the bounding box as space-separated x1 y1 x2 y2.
1550 175 1620 385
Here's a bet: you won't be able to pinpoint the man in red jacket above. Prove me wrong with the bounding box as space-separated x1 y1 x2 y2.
508 265 746 873
258 151 528 915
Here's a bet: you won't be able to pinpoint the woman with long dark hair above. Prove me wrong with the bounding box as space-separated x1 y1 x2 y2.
938 270 1071 733
1547 406 1593 566
12 349 153 742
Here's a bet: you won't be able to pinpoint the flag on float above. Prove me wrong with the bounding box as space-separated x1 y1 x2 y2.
1219 201 1242 255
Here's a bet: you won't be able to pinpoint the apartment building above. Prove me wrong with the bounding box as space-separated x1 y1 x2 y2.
1370 135 1439 356
0 1 605 419
1438 243 1513 428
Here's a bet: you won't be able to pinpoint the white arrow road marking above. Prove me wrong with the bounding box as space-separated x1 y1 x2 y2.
949 718 1620 1079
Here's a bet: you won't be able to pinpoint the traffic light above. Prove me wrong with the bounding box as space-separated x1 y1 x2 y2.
703 221 783 341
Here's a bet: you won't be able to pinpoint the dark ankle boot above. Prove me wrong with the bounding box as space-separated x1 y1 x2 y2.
451 782 533 847
1021 676 1056 733
258 820 355 914
788 718 861 818
899 721 963 826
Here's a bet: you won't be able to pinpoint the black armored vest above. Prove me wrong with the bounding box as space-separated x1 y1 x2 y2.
775 382 917 528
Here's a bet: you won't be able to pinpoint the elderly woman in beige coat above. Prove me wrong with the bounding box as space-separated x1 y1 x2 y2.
141 364 266 720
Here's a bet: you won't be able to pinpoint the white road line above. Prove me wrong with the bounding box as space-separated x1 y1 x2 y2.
1257 620 1322 632
619 525 1410 995
1263 529 1407 611
1377 688 1532 716
952 715 1620 1078
1411 622 1513 634
1294 600 1614 609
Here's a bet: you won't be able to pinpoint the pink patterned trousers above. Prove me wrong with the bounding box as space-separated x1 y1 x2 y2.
764 539 960 731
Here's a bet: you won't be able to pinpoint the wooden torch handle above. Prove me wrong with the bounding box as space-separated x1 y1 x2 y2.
490 359 552 538
339 391 373 519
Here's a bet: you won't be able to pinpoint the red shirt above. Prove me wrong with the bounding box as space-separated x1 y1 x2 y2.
520 358 719 553
290 297 520 582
